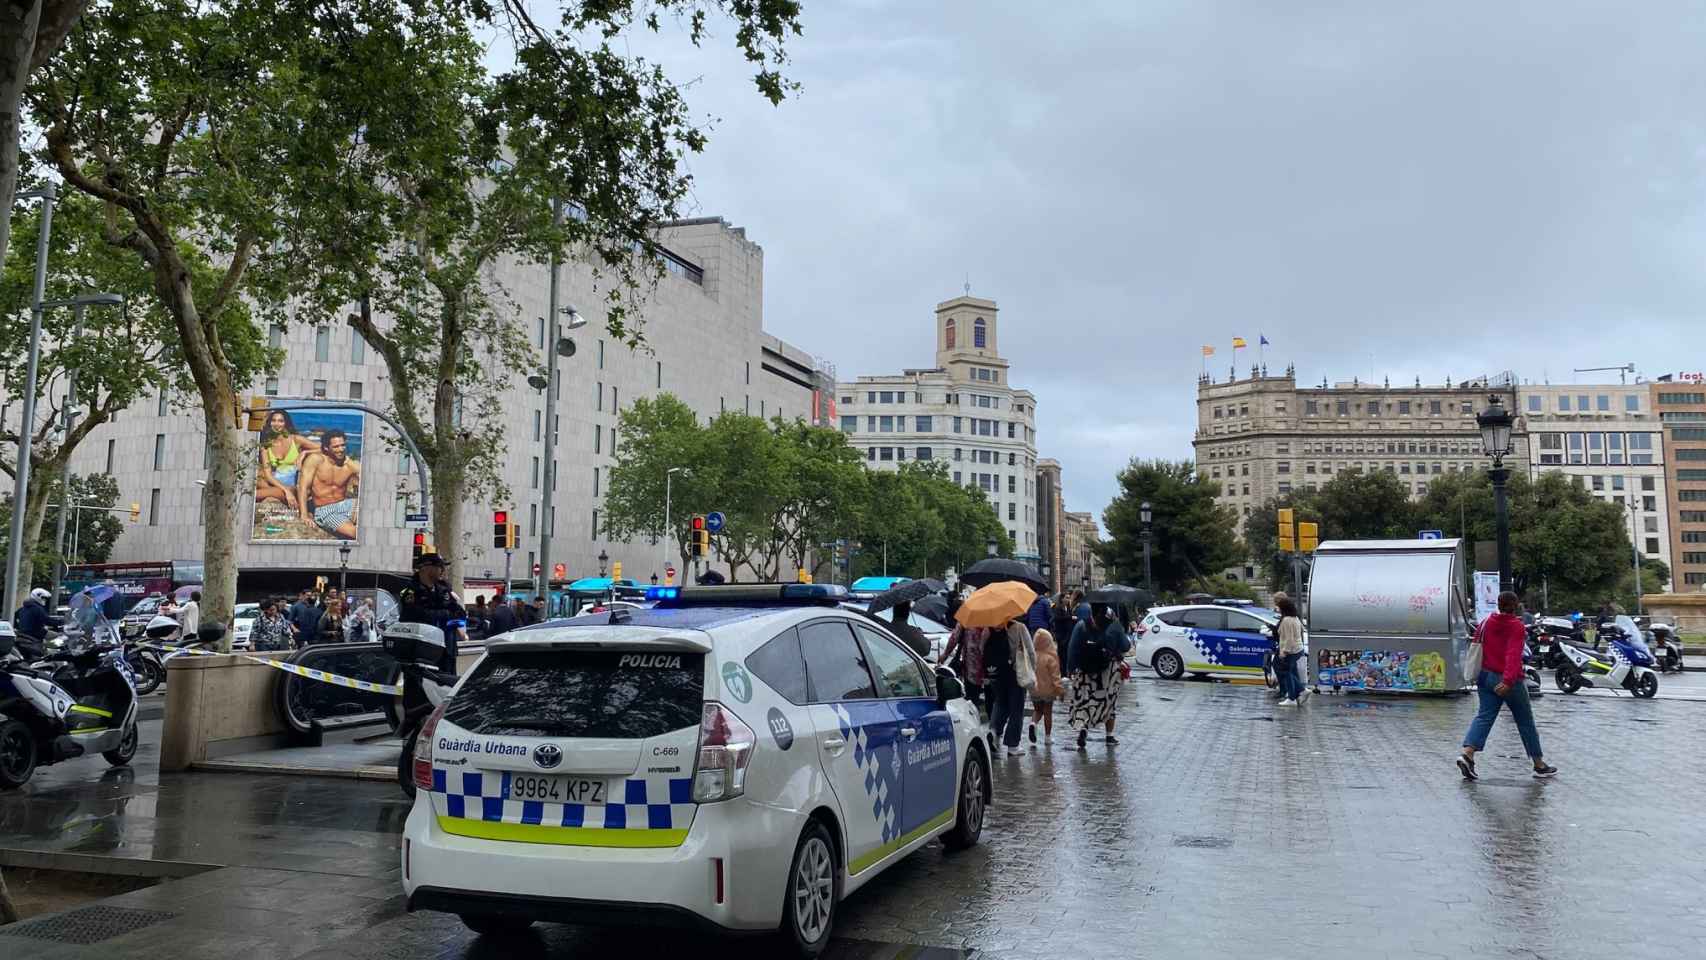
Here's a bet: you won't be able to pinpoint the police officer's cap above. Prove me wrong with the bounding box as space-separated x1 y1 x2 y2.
412 552 448 570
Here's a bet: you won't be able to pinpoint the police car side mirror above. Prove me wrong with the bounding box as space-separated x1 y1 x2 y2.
934 666 965 705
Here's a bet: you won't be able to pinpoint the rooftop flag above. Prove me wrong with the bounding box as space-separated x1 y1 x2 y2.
1232 337 1248 349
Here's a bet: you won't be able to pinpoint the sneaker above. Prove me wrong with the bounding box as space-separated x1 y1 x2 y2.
987 731 996 753
1006 747 1023 757
1456 755 1478 781
1277 699 1296 707
1104 735 1119 745
1028 723 1037 744
1532 763 1558 779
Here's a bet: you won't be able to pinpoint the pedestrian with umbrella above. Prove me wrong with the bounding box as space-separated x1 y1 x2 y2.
1068 602 1134 749
955 581 1037 757
868 579 945 660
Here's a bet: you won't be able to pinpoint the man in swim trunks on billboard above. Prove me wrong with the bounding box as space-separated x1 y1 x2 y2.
298 428 361 540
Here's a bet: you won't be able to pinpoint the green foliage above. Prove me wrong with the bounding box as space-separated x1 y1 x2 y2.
0 474 123 586
1099 459 1242 594
602 397 1008 581
1245 469 1418 590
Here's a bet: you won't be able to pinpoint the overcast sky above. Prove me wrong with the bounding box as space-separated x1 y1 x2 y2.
617 1 1706 525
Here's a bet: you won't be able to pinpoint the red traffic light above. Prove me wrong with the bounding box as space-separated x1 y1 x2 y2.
493 510 508 525
691 515 706 531
413 532 425 546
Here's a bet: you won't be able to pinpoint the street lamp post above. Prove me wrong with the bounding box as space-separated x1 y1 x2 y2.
1627 496 1643 615
46 292 125 606
338 542 352 595
3 185 57 615
598 549 609 579
663 466 685 575
1139 500 1154 594
1476 394 1516 594
535 194 588 601
986 538 998 559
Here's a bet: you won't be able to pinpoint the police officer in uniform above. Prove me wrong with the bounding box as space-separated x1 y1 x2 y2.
398 552 466 670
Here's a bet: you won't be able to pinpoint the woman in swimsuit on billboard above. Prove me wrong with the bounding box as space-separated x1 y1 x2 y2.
255 409 321 509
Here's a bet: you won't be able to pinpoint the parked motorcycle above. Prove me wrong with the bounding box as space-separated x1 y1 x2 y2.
0 602 140 789
382 619 461 800
1554 615 1659 698
1649 623 1684 674
1530 616 1591 669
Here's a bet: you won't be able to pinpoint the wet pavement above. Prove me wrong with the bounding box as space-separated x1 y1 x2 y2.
3 675 1705 959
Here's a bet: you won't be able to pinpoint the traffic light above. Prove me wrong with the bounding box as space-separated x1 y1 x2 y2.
612 561 622 580
797 568 812 584
1277 508 1296 553
129 502 140 523
493 511 517 549
1298 522 1319 553
413 532 426 558
690 515 710 558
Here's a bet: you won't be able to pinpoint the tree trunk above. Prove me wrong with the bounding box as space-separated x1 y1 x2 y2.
17 460 53 583
430 457 464 593
0 0 41 306
201 398 243 650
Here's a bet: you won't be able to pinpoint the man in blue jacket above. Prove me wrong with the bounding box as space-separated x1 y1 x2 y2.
12 588 58 659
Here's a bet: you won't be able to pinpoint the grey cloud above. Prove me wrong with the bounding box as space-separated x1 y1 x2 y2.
623 1 1706 524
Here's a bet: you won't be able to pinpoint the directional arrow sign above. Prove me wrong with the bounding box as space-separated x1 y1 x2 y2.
705 511 726 534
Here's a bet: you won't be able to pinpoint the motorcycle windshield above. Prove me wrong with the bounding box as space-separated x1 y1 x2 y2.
1614 616 1650 655
67 591 119 651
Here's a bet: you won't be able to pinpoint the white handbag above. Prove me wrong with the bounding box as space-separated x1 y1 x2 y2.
1462 623 1484 684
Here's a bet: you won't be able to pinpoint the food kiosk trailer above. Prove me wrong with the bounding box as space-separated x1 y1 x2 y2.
1306 538 1473 694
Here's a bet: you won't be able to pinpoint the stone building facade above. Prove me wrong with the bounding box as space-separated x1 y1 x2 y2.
835 296 1042 563
1652 382 1706 592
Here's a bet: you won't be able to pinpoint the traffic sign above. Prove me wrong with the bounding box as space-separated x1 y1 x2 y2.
705 511 726 534
1418 530 1443 540
406 512 428 523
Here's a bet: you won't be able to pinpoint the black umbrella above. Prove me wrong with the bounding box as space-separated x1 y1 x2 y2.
867 578 947 615
911 593 950 625
959 558 1048 593
1087 584 1154 608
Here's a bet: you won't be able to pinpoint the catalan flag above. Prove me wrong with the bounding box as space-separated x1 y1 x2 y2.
1201 345 1215 357
1232 337 1248 349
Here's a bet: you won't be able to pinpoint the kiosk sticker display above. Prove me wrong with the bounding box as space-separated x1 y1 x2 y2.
1317 648 1447 692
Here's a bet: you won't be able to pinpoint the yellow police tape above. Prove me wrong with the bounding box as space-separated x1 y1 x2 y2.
145 643 403 695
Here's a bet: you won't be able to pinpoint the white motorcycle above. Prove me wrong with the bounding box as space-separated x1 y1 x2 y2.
1554 615 1660 699
382 620 461 800
0 606 140 790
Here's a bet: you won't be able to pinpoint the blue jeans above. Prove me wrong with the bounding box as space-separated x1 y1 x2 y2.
1462 669 1543 759
988 669 1026 748
1276 652 1304 700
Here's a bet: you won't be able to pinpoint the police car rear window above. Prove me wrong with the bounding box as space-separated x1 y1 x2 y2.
443 649 705 739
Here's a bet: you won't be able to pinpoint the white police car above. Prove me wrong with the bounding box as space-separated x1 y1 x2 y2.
401 583 989 957
1134 603 1298 681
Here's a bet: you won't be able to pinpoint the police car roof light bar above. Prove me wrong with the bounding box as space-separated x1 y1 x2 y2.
645 583 849 606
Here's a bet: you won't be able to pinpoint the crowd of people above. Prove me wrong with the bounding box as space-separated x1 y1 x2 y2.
938 589 1135 753
246 587 377 651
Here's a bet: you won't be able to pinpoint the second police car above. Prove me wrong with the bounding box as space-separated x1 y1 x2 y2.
1133 603 1301 681
400 583 990 957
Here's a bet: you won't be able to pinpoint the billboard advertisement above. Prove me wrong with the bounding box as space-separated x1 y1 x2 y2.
251 402 365 543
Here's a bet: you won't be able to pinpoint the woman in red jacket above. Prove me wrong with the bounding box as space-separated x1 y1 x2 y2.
1458 591 1557 780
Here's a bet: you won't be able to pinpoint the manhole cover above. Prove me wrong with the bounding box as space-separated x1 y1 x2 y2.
1172 835 1232 849
0 905 176 945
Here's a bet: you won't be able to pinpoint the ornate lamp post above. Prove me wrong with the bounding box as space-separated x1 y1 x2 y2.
1476 395 1516 593
1139 500 1154 593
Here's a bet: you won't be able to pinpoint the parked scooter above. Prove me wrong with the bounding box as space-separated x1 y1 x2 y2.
1554 615 1659 698
382 619 462 800
0 602 140 789
1649 623 1684 674
1530 615 1592 669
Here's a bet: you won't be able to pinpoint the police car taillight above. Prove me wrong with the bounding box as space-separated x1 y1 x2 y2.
413 702 447 791
691 702 755 803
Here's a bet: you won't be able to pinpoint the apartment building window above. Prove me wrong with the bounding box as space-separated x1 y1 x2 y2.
867 392 876 403
1683 531 1706 542
596 382 603 411
148 488 160 526
531 456 540 488
1008 475 1016 493
916 416 933 432
345 381 362 400
1007 422 1016 438
591 509 599 540
350 333 365 364
1213 406 1223 420
312 379 327 398
656 361 662 388
1679 490 1706 501
1305 399 1318 415
1642 476 1656 491
954 448 963 461
1629 432 1657 463
1678 469 1706 482
595 425 602 454
534 410 543 441
597 339 605 369
1626 395 1641 411
1607 433 1624 464
895 448 905 461
917 447 933 460
953 471 962 484
1242 464 1249 476
1008 503 1017 521
879 447 894 461
1242 484 1250 495
1658 392 1706 404
312 327 330 362
1277 462 1290 474
841 416 856 433
1683 511 1706 522
1644 496 1657 512
1525 396 1539 413
528 504 538 536
1429 400 1442 415
1688 573 1706 585
866 448 875 461
1679 450 1706 461
1575 395 1589 411
914 392 924 403
151 433 165 470
1336 400 1349 416
879 416 894 432
102 438 116 474
264 377 279 397
1596 394 1610 411
746 361 751 385
953 417 963 433
973 317 987 348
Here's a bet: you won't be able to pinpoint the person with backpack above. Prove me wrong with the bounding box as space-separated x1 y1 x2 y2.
982 617 1036 757
1068 603 1134 749
1028 628 1065 745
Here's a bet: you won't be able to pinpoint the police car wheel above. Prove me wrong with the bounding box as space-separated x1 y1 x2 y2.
397 737 418 801
942 748 988 852
460 914 533 937
781 821 838 957
0 720 35 789
1153 649 1184 681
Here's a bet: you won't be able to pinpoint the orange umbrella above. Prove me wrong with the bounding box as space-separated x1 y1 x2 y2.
954 581 1037 628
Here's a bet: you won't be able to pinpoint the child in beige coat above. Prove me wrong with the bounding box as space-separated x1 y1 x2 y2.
1028 628 1066 744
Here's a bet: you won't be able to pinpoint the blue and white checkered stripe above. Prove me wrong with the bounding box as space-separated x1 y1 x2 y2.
431 770 695 830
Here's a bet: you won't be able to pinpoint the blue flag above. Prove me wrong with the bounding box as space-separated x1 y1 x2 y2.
1259 334 1271 346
